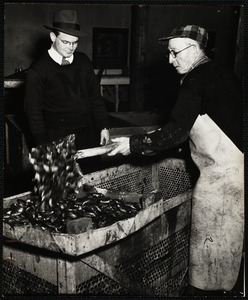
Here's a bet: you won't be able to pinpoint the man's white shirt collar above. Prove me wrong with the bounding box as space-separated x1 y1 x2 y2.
48 46 74 65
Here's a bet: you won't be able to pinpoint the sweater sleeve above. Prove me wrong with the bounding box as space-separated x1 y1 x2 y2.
130 77 202 156
24 68 47 145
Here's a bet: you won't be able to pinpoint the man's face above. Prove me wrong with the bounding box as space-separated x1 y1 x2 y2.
168 38 196 74
51 31 79 58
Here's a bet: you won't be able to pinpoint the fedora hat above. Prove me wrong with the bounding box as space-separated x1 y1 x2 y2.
44 10 84 37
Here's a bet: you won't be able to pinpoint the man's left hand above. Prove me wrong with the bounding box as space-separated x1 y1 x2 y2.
100 128 110 145
107 137 131 156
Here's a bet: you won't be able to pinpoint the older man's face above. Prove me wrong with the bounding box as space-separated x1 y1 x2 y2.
168 38 196 74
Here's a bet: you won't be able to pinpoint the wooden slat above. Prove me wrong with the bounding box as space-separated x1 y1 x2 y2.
76 144 116 159
57 259 77 293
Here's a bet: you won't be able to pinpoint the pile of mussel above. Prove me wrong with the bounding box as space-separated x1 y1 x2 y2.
3 192 141 232
29 134 82 208
3 134 141 232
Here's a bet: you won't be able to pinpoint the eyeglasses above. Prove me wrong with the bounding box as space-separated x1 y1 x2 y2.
167 44 194 59
57 36 79 47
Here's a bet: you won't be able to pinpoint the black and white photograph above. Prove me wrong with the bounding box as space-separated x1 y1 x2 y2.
3 2 245 297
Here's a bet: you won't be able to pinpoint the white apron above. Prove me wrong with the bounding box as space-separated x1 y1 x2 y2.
188 114 244 291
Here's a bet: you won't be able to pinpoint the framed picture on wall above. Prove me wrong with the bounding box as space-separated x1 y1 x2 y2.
92 27 129 69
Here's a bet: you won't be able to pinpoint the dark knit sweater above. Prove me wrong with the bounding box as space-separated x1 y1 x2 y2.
24 51 110 145
130 60 243 155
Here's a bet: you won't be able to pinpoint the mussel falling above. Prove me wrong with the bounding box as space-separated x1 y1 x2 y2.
3 134 141 232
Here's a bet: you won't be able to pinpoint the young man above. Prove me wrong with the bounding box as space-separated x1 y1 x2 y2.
24 10 110 158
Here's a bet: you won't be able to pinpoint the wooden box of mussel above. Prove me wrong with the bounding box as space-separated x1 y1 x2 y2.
3 158 193 296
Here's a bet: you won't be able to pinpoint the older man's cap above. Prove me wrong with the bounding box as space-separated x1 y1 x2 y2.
44 10 84 37
159 25 208 48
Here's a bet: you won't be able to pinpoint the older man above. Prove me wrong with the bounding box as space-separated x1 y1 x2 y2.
108 25 244 294
24 10 110 170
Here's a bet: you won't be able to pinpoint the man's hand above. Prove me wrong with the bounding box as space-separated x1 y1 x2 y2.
107 137 131 156
100 128 110 145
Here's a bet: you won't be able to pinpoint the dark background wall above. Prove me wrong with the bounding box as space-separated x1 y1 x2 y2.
4 4 131 76
4 3 242 117
5 4 241 76
142 5 241 115
147 5 241 67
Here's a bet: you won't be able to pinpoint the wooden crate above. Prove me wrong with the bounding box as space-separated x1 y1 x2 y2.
3 158 193 296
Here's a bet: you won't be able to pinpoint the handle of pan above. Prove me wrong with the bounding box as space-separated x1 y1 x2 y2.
75 143 117 159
